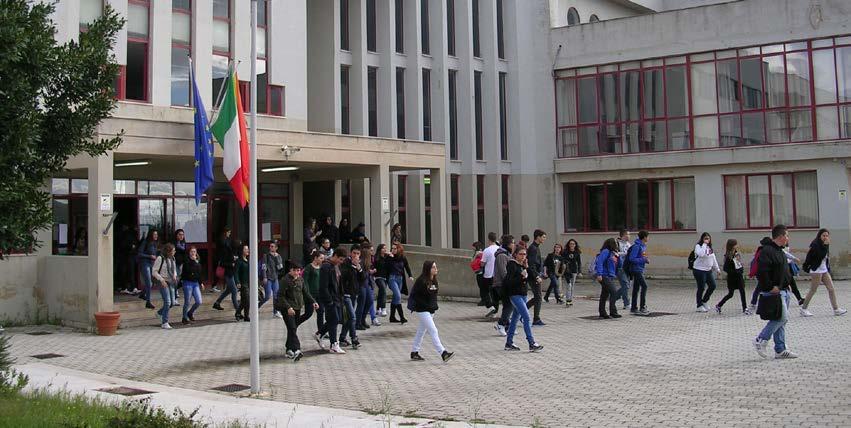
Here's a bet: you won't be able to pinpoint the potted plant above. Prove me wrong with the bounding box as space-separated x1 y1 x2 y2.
93 311 120 336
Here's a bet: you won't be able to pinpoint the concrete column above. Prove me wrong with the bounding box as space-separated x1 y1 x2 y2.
333 179 343 225
350 178 369 227
407 171 426 245
430 168 448 248
289 180 304 258
459 174 478 246
149 0 172 106
87 153 114 317
369 164 391 245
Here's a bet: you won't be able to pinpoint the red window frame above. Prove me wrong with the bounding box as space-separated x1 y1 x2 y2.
125 0 151 103
722 171 819 230
562 177 696 233
212 0 231 57
554 34 851 158
113 65 127 100
239 80 285 116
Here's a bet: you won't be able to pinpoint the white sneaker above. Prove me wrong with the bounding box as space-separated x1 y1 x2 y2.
752 337 768 359
285 350 294 359
274 312 284 319
329 342 346 354
371 318 381 326
748 303 757 314
494 323 507 337
211 287 221 293
775 349 798 359
161 323 173 330
696 305 708 313
313 332 326 350
800 308 813 317
834 308 847 316
380 308 387 317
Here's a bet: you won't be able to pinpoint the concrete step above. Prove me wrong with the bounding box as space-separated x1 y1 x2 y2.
113 292 275 329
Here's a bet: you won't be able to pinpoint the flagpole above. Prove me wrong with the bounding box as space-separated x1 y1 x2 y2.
248 0 261 395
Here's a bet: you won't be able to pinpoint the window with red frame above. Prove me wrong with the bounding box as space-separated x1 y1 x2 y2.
450 174 460 248
125 0 150 102
723 171 818 230
555 35 851 158
171 0 192 107
211 0 230 104
238 80 285 116
563 178 696 232
476 175 485 243
501 175 510 235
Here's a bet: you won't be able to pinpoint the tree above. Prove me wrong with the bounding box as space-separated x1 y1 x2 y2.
0 1 124 257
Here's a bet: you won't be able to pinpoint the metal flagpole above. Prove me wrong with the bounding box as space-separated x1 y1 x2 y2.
248 0 261 394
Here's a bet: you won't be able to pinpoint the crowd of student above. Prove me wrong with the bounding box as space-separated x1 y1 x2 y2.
123 215 843 362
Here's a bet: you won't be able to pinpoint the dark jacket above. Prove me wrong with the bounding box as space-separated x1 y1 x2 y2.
235 258 250 287
387 255 412 277
492 248 512 288
757 240 791 292
318 260 342 305
340 258 364 296
723 251 744 275
543 253 564 277
374 255 390 280
174 241 187 266
411 276 439 313
218 239 236 276
276 273 315 312
802 239 829 273
180 258 203 283
504 259 532 296
320 224 340 247
562 249 582 274
137 239 158 266
302 263 321 296
527 242 544 278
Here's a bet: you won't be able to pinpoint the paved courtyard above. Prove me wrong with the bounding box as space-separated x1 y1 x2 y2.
7 279 851 427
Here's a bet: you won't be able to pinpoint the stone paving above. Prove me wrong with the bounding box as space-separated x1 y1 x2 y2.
7 279 851 427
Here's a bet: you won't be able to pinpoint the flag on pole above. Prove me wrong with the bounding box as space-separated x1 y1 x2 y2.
211 68 250 208
191 60 215 206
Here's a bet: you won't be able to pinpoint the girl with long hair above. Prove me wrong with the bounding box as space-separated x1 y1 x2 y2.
410 260 454 362
715 239 748 314
385 242 413 324
692 232 721 312
562 239 581 306
180 246 205 324
594 238 621 319
137 229 159 309
800 229 847 316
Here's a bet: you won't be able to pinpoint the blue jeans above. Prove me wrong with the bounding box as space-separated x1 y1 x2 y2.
215 275 239 309
356 285 375 325
260 279 280 314
375 277 388 309
506 295 535 347
693 269 717 307
339 295 358 342
616 268 631 306
139 263 153 303
388 274 403 305
182 281 202 320
157 286 172 324
758 290 789 353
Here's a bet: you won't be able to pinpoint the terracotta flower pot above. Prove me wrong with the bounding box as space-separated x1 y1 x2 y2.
94 311 121 336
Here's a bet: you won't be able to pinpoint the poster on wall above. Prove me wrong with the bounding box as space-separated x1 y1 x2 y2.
262 223 272 241
272 222 282 241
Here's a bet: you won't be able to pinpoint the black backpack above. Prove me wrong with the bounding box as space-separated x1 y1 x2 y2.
622 246 636 279
687 250 697 270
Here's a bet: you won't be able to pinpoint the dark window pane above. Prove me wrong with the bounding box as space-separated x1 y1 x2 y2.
423 68 432 141
578 125 599 155
496 0 504 59
368 67 378 136
619 71 640 121
578 77 597 123
643 69 664 118
642 121 666 152
126 41 147 101
600 125 620 154
668 118 689 150
396 67 405 138
213 0 229 18
564 183 584 232
367 0 377 52
446 0 455 56
270 86 284 116
499 72 508 160
742 111 766 145
625 181 649 230
717 59 740 113
421 0 429 55
341 66 349 133
211 55 228 106
257 69 268 114
340 0 349 50
623 123 640 153
587 184 605 231
599 74 618 123
739 57 764 109
395 0 404 53
474 71 483 159
665 65 688 116
449 70 458 158
719 115 741 147
607 182 626 231
472 0 480 57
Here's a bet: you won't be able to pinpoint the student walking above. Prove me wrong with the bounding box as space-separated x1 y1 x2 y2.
172 229 187 305
481 232 501 317
304 250 325 332
260 242 284 318
234 244 252 322
615 230 632 310
753 225 798 359
180 246 204 324
137 229 159 309
800 229 847 317
315 247 348 354
385 243 412 324
692 232 721 312
276 260 319 362
492 235 515 336
525 230 547 326
715 239 749 314
471 242 489 307
373 244 389 317
594 238 621 319
356 243 380 329
152 243 178 329
561 239 581 306
503 248 544 352
628 231 651 315
338 245 364 348
212 230 238 311
409 261 455 362
543 244 565 304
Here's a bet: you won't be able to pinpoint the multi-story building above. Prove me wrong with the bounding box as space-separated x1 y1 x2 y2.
4 0 851 326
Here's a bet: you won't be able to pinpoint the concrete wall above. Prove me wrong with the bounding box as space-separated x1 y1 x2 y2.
39 256 91 329
549 0 646 27
406 245 480 299
0 256 41 324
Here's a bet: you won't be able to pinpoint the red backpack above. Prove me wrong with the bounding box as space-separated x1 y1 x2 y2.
748 247 761 279
470 253 483 273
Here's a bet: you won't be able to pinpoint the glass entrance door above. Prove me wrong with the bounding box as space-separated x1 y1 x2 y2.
139 199 166 239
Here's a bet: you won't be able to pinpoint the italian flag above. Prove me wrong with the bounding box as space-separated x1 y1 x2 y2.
211 69 250 208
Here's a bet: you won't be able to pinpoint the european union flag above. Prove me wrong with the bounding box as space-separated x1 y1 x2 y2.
191 61 215 205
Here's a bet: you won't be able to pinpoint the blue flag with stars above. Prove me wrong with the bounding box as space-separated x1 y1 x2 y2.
191 61 215 205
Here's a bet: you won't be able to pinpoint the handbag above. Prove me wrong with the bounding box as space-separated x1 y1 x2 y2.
215 266 225 280
401 277 410 295
756 293 783 321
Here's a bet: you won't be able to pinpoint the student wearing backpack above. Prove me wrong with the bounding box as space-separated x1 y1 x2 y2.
628 231 651 315
492 235 515 336
543 243 565 304
470 242 489 307
800 229 847 317
748 237 771 313
595 238 621 319
692 232 721 312
561 239 582 306
715 239 749 314
409 261 455 362
503 248 544 352
152 243 178 329
615 230 633 310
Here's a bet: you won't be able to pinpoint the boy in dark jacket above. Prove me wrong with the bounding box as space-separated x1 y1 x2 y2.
338 246 365 349
752 225 797 359
316 247 347 354
276 260 318 361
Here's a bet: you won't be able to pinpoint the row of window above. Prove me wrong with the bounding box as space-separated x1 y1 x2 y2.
566 7 599 26
450 175 510 248
555 35 851 157
340 65 508 157
562 171 819 232
83 1 286 116
343 0 505 60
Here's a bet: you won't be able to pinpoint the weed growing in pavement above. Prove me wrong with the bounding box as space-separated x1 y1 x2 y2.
530 416 547 428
